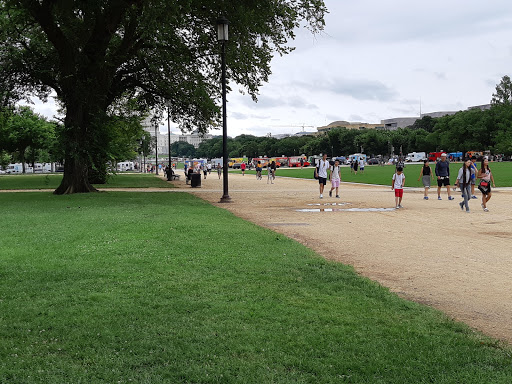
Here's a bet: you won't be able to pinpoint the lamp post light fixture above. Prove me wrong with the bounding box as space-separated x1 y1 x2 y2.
167 105 172 181
217 15 231 203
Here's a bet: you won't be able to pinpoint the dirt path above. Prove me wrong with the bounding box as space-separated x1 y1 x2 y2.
178 172 512 343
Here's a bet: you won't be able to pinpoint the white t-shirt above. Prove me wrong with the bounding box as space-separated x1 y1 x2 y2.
359 159 365 168
393 173 405 189
318 159 329 178
331 165 340 180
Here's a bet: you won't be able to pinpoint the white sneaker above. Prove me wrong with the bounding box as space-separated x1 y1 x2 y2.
484 207 489 212
398 205 403 209
395 205 400 209
320 194 323 199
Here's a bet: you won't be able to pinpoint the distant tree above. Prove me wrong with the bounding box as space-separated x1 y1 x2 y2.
491 75 512 105
171 141 196 158
409 116 437 132
1 106 55 173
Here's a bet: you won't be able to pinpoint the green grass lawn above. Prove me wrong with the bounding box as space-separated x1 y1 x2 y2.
239 162 512 188
0 192 511 383
0 173 173 190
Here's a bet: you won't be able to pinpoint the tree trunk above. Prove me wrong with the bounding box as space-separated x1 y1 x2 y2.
54 154 97 194
53 103 99 195
20 149 26 174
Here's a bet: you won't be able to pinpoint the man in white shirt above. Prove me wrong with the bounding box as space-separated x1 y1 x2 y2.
315 153 330 198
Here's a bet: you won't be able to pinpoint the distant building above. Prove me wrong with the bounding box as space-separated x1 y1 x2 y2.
420 111 458 119
380 117 418 130
317 120 385 134
380 104 493 130
468 104 492 111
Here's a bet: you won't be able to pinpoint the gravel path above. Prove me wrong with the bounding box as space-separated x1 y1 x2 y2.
182 172 512 343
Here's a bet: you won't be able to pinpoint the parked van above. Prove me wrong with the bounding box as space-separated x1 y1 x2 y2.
405 152 426 162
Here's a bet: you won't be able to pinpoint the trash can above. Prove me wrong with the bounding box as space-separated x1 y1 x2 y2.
191 173 201 188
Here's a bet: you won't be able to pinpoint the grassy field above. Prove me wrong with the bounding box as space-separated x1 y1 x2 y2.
239 162 512 188
0 173 173 190
1 192 511 383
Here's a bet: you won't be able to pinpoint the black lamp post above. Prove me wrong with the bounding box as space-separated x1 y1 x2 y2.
154 121 159 175
217 16 231 203
167 104 172 181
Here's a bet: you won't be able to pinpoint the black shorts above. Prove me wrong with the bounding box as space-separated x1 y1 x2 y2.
437 177 450 187
318 177 327 185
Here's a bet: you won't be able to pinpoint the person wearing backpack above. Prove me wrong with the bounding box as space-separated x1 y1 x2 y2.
328 159 341 198
314 153 329 198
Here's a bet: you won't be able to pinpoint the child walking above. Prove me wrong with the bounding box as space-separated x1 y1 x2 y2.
328 159 341 198
392 166 405 209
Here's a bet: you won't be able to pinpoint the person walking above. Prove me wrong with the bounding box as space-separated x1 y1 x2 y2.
268 161 276 184
392 166 405 209
202 163 208 179
255 161 262 180
328 159 341 198
216 163 222 179
435 153 454 200
469 155 478 199
417 160 434 199
455 158 472 213
477 157 496 212
358 157 365 174
315 154 329 198
241 162 246 176
207 162 212 174
353 157 359 175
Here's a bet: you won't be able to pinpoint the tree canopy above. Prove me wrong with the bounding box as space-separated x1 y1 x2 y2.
0 0 327 193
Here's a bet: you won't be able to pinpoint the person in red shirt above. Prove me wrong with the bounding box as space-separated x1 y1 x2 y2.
241 162 246 176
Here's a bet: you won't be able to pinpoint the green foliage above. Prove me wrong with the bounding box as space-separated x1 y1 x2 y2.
0 106 56 171
491 75 512 105
0 0 327 193
171 141 196 158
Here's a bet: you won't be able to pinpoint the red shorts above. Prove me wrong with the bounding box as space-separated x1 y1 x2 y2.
394 188 403 198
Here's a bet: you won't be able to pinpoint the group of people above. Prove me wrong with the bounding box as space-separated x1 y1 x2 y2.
254 161 276 184
403 152 495 212
349 157 365 175
184 161 214 184
315 154 341 198
314 152 496 212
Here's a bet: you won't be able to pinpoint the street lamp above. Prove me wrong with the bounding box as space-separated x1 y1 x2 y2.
217 16 231 203
167 104 172 181
154 121 159 175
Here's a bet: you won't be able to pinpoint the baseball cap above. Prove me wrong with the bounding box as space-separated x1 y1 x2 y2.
441 153 447 157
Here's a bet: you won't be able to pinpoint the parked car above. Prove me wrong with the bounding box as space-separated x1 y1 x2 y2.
232 163 242 169
367 158 379 165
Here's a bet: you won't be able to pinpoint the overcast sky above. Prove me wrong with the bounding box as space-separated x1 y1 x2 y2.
28 0 512 137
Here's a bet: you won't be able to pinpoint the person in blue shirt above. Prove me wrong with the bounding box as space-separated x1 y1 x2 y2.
435 153 454 200
469 156 479 199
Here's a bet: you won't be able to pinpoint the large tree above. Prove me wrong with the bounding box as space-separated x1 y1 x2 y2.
0 0 327 193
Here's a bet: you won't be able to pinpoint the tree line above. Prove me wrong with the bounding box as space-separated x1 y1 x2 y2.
194 94 512 160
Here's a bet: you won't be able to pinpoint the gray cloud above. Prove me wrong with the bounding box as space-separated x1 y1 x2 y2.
315 78 398 102
239 93 319 111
